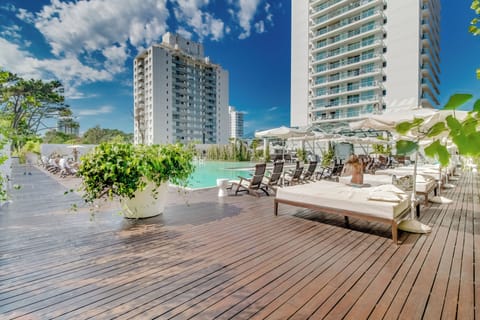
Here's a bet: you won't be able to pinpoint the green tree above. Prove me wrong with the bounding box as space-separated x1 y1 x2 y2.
0 69 70 148
43 129 77 144
470 0 480 78
81 125 132 144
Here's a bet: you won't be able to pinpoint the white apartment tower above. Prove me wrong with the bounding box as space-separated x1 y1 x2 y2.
229 106 245 139
291 0 441 127
134 33 229 145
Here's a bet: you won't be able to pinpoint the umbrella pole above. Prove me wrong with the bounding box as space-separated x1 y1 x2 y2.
429 165 454 204
398 148 432 234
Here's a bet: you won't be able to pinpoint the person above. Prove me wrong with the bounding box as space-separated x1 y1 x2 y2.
72 147 79 162
342 154 364 184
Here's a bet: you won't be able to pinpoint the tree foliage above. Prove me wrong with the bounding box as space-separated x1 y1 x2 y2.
81 125 133 144
395 94 480 166
206 139 252 161
470 0 480 78
0 68 70 148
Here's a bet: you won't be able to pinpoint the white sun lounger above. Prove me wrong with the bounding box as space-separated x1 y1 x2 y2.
338 173 437 205
275 180 411 244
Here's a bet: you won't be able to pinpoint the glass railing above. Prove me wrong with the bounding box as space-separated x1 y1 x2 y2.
314 40 382 63
314 8 382 37
312 53 383 75
315 80 379 97
312 94 380 108
313 0 376 25
312 0 345 13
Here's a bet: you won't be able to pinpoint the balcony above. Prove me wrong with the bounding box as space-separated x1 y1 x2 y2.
311 9 384 41
311 0 381 29
312 23 384 53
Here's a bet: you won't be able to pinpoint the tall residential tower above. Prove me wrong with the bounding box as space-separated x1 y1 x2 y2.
229 106 245 139
291 0 441 128
133 33 229 145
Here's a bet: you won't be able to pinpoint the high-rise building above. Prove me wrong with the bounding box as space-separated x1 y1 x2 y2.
291 0 441 128
229 106 245 139
133 33 229 145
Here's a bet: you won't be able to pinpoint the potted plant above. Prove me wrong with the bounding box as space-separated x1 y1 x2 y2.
78 142 195 218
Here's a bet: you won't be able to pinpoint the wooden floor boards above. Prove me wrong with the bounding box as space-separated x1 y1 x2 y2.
0 164 478 319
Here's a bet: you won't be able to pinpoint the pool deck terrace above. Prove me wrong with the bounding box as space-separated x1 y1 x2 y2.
0 164 479 319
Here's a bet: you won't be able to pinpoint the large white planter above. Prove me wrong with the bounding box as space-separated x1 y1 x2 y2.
120 182 169 219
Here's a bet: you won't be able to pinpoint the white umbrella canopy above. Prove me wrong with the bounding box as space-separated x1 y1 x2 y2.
255 126 314 161
349 107 439 131
255 126 313 139
350 108 469 133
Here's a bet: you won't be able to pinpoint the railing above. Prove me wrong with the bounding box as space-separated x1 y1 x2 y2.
313 0 377 25
312 53 383 75
312 94 380 108
313 8 383 38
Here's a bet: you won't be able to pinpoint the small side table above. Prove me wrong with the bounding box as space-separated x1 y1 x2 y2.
216 178 230 197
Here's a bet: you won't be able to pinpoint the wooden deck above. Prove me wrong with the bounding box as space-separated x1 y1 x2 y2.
0 164 478 319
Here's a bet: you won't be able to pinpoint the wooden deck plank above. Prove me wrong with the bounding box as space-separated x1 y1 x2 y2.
474 173 480 320
55 218 324 319
0 165 477 319
437 181 468 320
112 222 341 318
457 174 475 320
5 213 307 317
398 175 466 319
370 175 462 319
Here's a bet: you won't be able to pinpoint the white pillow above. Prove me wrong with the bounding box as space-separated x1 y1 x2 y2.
368 191 403 202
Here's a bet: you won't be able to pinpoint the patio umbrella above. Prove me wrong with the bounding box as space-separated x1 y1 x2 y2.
255 126 313 160
350 107 443 234
66 145 85 162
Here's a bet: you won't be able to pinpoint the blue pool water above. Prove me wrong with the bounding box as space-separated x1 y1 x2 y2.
187 161 258 189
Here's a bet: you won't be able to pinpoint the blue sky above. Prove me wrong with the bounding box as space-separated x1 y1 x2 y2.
0 0 478 136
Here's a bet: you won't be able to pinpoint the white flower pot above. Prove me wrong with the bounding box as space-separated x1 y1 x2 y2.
121 182 168 218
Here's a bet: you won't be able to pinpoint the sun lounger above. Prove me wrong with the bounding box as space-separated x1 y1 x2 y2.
275 180 411 244
338 173 437 205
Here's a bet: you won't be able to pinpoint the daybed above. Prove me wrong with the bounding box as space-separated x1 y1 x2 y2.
274 180 411 244
338 173 437 205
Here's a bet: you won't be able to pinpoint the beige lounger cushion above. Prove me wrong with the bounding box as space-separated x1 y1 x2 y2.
276 180 409 220
338 174 436 194
367 184 407 202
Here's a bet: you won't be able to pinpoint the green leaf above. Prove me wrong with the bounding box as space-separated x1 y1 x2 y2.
462 117 478 135
452 133 472 155
442 93 473 110
426 122 447 137
477 68 480 80
395 121 414 134
396 140 418 155
424 140 450 166
395 118 423 135
446 115 462 136
473 99 480 112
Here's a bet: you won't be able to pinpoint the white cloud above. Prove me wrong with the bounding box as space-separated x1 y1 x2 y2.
33 0 169 56
0 37 111 91
16 8 35 24
77 105 114 116
1 24 22 39
268 106 278 112
2 0 273 100
237 0 262 39
172 0 225 41
254 20 265 34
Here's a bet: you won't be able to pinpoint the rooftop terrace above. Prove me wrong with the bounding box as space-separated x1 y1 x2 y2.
0 164 478 319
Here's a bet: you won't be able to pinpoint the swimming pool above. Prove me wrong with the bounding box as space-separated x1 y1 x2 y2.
187 161 258 189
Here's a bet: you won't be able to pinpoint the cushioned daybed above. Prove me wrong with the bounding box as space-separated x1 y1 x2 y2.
338 173 437 205
274 180 411 244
